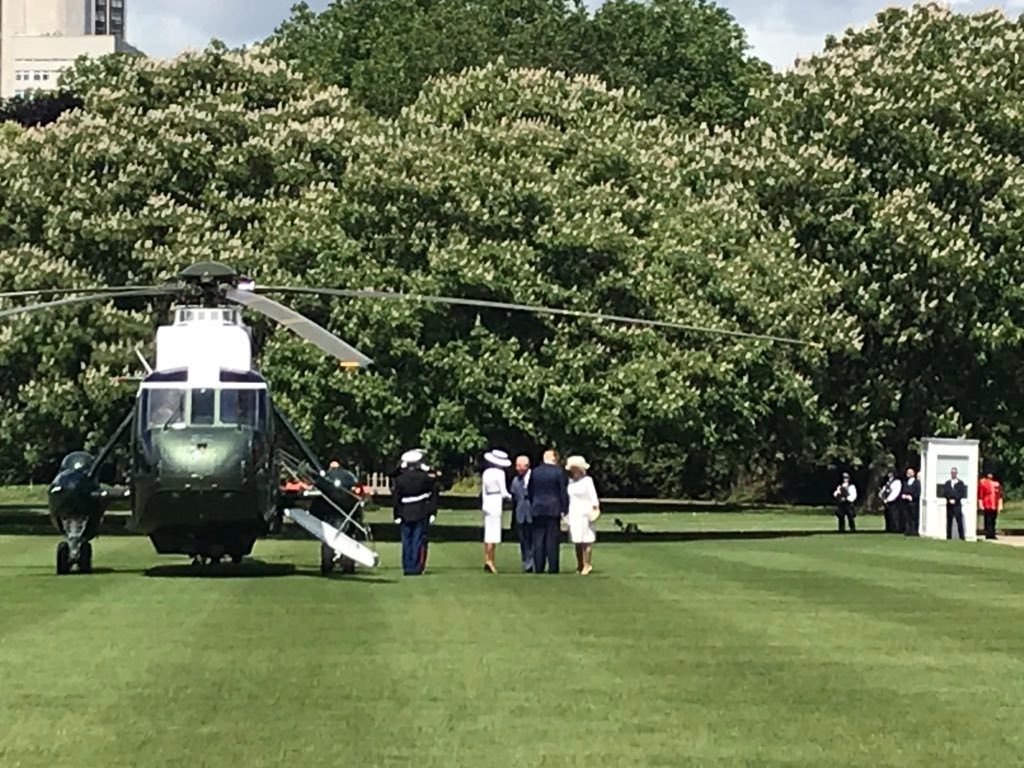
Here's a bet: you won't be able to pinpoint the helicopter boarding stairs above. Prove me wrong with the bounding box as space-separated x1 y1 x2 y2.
277 451 379 571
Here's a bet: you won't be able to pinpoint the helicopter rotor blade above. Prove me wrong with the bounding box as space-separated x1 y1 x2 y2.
0 288 174 320
224 287 374 367
0 286 165 300
256 286 815 348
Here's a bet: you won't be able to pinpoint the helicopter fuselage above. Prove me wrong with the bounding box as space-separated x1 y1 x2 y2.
125 305 279 559
130 387 277 560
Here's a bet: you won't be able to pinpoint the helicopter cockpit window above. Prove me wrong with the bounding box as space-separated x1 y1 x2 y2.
147 389 186 429
220 389 258 427
191 388 215 425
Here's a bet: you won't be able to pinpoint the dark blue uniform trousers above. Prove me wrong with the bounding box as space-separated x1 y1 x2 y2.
400 518 429 575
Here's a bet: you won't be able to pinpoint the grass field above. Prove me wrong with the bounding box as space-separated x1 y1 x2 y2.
3 519 1024 767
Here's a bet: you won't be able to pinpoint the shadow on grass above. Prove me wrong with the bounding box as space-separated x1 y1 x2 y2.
141 560 395 583
143 560 297 579
12 560 396 582
0 511 882 543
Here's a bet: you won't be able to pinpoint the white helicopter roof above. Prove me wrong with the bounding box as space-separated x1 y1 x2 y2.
153 305 254 388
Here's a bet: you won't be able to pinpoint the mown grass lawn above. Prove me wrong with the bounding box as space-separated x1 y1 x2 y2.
2 527 1024 767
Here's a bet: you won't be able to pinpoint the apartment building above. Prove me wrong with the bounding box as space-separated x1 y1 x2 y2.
1 0 139 99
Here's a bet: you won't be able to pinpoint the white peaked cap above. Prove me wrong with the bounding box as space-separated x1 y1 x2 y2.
401 449 424 465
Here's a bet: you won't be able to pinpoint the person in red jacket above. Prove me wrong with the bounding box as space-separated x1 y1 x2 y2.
978 471 1003 540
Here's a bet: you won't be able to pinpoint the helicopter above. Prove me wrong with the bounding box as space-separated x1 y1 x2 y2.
0 260 811 577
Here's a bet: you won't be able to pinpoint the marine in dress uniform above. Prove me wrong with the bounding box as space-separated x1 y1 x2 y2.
393 449 438 576
978 471 1002 540
943 467 968 540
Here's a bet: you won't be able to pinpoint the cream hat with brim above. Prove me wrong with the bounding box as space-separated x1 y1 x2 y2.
565 455 590 471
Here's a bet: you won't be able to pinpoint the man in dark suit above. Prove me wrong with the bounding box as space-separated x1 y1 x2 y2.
527 449 568 574
510 455 535 572
943 467 968 540
900 467 921 537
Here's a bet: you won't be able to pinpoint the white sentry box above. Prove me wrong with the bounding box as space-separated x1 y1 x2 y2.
920 437 979 541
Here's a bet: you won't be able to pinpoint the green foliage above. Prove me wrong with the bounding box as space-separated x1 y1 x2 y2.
7 2 1024 497
580 0 772 125
749 4 1024 482
0 90 82 128
0 49 846 495
271 0 589 116
269 0 768 125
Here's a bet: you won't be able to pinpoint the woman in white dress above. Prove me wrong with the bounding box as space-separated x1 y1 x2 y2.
480 449 512 573
565 455 599 575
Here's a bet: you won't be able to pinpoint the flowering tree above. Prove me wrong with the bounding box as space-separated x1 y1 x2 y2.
753 4 1024 481
271 0 768 125
0 49 846 494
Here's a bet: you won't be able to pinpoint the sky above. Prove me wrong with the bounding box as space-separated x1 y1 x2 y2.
127 0 1024 71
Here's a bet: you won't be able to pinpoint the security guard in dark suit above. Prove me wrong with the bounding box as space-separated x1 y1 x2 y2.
943 467 968 540
900 467 921 536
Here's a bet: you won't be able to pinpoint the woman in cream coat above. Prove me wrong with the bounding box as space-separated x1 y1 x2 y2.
565 455 600 575
480 449 512 573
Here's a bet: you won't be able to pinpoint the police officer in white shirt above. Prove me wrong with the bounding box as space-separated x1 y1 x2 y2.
879 470 902 533
833 472 858 533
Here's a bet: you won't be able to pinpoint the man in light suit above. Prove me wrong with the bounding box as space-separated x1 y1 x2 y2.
509 455 534 572
943 467 968 540
527 449 568 574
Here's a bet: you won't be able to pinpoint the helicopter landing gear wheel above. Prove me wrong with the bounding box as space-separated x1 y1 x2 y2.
230 552 243 565
340 557 356 575
56 542 71 575
320 543 335 576
79 542 93 574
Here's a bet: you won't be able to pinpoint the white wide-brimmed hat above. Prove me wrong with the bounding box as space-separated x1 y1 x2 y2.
401 449 424 466
484 449 512 468
565 455 590 471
